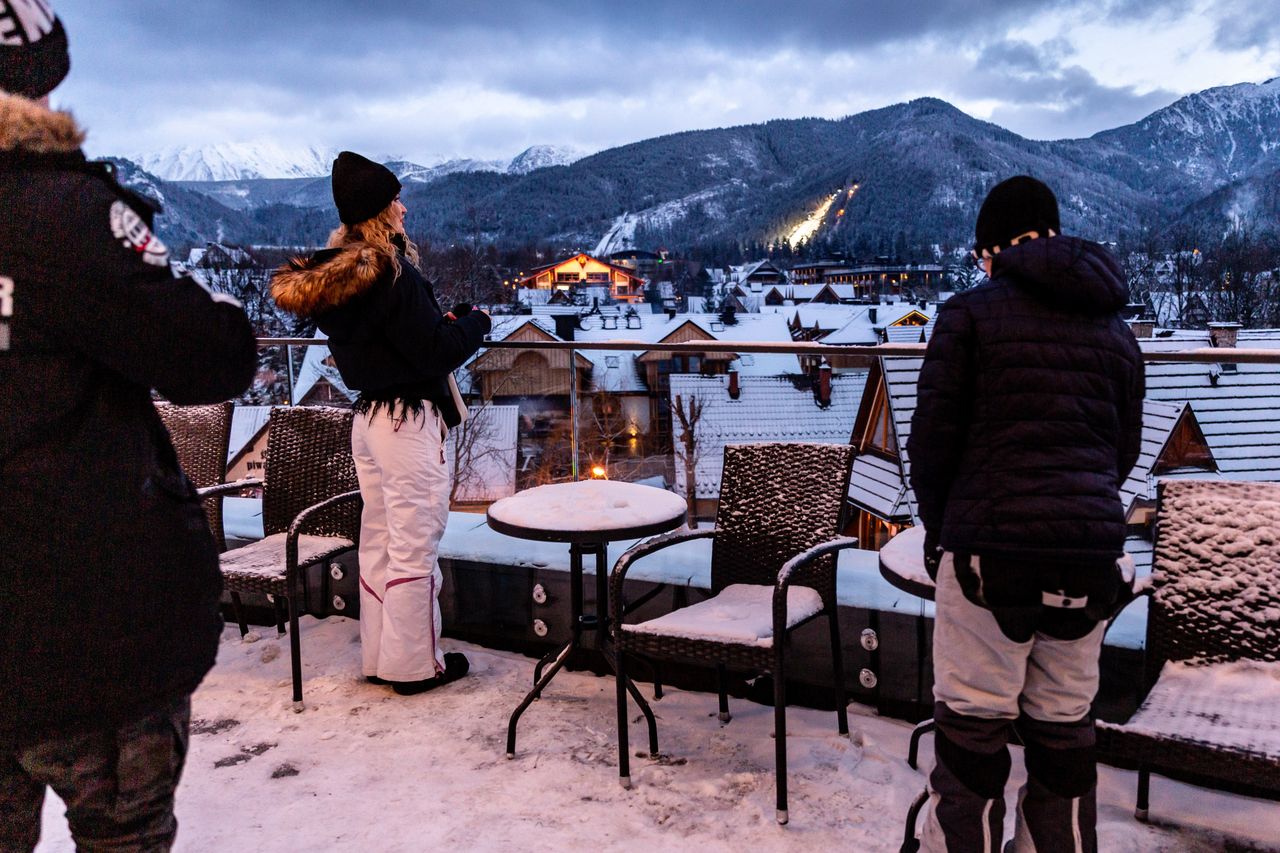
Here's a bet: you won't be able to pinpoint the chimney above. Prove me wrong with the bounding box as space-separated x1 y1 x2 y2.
727 366 740 400
816 360 833 408
868 307 878 324
1128 319 1154 339
1208 322 1241 349
667 307 677 320
552 313 578 342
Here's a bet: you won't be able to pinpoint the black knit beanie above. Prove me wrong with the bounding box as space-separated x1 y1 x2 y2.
331 151 402 225
0 0 70 99
974 175 1061 254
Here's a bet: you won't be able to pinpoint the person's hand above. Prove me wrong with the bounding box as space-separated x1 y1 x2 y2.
923 527 943 580
446 302 473 321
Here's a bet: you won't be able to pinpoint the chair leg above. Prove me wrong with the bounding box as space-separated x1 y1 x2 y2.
287 592 304 713
274 595 287 636
774 651 788 825
1135 766 1150 822
900 787 929 852
616 648 632 789
229 591 249 638
908 720 935 771
716 663 731 724
828 611 849 735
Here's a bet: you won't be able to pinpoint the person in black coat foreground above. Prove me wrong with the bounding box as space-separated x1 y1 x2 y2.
907 176 1145 852
0 4 257 849
271 152 491 696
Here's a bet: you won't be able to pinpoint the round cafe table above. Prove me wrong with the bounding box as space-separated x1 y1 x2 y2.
877 524 935 601
877 525 937 770
487 479 687 759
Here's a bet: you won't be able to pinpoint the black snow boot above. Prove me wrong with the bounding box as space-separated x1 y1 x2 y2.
391 653 470 696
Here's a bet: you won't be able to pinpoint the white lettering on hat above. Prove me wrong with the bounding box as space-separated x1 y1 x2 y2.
0 0 55 47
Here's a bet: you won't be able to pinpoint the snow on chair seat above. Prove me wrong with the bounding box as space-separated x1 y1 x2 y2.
220 533 355 592
622 583 824 648
1097 479 1280 820
609 442 860 825
1098 660 1280 763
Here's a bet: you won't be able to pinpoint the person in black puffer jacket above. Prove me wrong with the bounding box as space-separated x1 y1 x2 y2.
0 5 257 849
907 176 1144 853
271 152 490 696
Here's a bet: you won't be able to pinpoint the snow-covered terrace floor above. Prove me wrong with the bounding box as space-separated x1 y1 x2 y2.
38 619 1280 851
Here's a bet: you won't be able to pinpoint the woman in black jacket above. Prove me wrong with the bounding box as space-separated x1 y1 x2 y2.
272 152 491 694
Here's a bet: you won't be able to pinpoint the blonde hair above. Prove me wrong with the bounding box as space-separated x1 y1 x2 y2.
327 202 420 277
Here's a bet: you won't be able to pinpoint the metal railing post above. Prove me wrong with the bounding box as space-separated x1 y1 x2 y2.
285 344 296 406
569 345 580 481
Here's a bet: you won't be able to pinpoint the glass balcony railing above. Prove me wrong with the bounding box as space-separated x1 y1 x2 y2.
248 333 1280 521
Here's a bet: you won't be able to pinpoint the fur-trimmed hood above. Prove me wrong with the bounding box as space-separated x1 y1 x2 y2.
270 243 394 318
0 92 85 155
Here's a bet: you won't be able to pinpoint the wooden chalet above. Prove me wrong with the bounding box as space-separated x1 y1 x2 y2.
467 319 593 400
637 319 738 438
1140 335 1280 481
516 253 646 304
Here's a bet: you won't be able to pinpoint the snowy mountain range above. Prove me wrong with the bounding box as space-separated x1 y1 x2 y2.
114 78 1280 250
130 142 338 182
133 142 586 183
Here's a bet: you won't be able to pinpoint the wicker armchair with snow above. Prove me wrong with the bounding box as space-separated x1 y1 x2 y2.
609 442 858 825
156 401 234 551
200 405 362 711
1097 479 1280 822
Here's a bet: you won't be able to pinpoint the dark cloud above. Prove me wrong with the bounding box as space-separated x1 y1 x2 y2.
1212 0 1280 52
45 0 1263 162
1102 0 1195 21
984 65 1179 139
977 40 1053 74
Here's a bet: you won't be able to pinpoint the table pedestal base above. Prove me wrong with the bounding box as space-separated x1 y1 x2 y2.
506 541 659 760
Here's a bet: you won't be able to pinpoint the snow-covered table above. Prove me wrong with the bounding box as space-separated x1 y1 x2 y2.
487 480 688 759
877 525 935 600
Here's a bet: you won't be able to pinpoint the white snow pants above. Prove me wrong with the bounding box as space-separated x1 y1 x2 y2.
921 552 1105 853
351 405 451 682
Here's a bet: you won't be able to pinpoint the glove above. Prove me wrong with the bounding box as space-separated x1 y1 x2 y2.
446 302 473 321
922 527 943 581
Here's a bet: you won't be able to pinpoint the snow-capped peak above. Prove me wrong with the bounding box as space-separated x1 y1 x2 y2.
507 144 588 174
131 142 337 182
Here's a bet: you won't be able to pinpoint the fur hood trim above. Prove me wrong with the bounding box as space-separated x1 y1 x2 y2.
0 93 85 154
270 243 392 318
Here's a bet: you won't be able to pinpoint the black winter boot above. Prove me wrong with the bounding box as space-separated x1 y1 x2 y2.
391 653 470 696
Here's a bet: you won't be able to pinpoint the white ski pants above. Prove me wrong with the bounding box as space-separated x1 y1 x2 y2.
921 552 1105 853
351 405 451 682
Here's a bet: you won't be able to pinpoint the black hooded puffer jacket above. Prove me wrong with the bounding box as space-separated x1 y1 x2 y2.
907 236 1145 563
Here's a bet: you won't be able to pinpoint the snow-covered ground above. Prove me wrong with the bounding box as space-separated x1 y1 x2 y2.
37 619 1280 851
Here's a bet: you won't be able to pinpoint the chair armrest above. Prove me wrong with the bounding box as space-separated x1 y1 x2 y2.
197 478 263 499
773 536 860 635
609 526 718 629
776 536 860 589
284 489 363 572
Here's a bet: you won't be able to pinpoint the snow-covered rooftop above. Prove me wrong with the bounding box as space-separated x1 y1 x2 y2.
821 302 940 346
1144 357 1280 481
669 373 865 500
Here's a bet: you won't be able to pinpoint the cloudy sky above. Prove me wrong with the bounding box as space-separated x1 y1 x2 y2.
54 0 1280 164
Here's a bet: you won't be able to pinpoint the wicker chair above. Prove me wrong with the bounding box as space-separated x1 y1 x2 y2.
1097 480 1280 821
201 406 362 711
156 401 234 550
609 442 858 825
